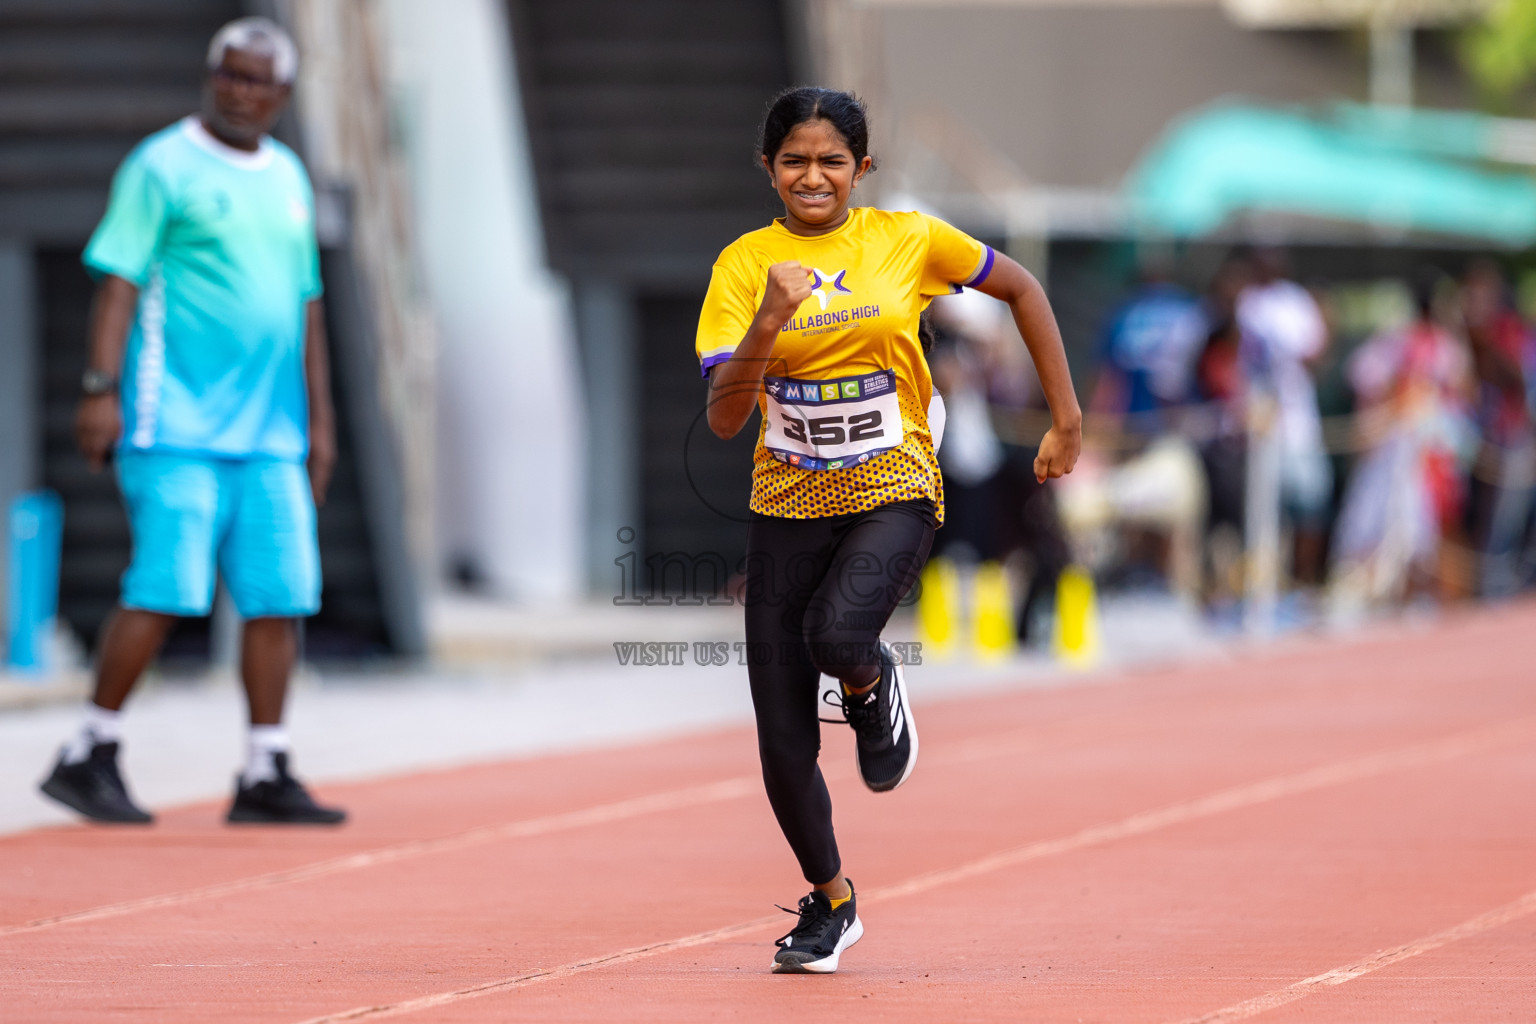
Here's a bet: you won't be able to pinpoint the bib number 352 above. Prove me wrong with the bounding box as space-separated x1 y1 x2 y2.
762 368 904 470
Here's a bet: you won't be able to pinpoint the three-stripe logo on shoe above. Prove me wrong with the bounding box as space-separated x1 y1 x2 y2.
889 697 905 744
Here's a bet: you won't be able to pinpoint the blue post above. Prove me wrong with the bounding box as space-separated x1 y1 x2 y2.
6 490 64 675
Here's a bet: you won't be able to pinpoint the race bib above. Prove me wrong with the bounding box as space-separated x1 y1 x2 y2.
762 368 904 470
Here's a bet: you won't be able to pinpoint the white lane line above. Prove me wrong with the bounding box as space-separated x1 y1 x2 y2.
0 723 1040 938
864 715 1536 902
292 715 1536 1023
1172 889 1536 1024
293 913 788 1024
0 776 759 938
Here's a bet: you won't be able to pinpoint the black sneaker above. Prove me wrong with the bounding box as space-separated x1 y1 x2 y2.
39 742 154 824
226 753 347 825
836 643 918 792
772 881 863 974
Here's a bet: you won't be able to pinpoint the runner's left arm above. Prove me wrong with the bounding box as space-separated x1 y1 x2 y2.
972 253 1082 482
304 299 337 506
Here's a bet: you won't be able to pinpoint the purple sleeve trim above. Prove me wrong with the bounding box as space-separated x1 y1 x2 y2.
966 245 996 288
699 352 734 378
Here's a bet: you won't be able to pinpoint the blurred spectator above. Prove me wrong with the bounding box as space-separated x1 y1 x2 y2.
1192 255 1252 609
1461 260 1536 596
1331 270 1474 604
929 290 1070 644
1089 256 1206 431
1236 247 1332 587
928 306 1005 561
1066 257 1208 597
38 19 345 826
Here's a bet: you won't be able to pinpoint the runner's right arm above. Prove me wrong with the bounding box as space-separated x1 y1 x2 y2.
76 274 139 471
707 261 813 439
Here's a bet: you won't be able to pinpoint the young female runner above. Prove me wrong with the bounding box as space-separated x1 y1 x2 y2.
696 87 1080 973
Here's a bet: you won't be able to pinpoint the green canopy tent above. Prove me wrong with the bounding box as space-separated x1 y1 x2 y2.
1125 102 1536 246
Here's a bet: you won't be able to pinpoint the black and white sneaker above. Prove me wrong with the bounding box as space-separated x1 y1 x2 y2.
39 742 154 824
835 643 918 792
226 753 347 825
772 881 863 974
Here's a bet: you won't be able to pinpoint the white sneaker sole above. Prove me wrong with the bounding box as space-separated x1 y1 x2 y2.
772 915 864 974
855 645 919 793
886 654 919 790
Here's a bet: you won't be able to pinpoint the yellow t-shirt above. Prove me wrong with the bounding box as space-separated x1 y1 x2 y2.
696 206 995 521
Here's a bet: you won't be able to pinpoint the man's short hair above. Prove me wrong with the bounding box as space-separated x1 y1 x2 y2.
207 17 298 84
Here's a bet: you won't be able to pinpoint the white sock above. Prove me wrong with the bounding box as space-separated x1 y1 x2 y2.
241 725 290 787
61 704 122 765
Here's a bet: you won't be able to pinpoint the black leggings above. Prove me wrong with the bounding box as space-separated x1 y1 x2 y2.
744 500 936 884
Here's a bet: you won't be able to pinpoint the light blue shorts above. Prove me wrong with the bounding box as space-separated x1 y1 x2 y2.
116 451 321 619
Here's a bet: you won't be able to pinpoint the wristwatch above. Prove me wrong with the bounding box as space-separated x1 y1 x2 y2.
81 368 117 396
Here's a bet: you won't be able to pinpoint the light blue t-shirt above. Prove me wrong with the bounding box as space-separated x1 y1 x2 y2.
84 117 322 461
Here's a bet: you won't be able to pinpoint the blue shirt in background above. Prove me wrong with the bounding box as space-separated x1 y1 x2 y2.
84 116 322 461
1100 282 1207 417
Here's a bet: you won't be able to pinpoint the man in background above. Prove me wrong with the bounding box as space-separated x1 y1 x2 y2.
1092 257 1206 431
1462 260 1536 597
1237 247 1332 587
39 17 345 825
1085 255 1209 596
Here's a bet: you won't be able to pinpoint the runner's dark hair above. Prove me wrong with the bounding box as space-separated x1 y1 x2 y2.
759 87 876 171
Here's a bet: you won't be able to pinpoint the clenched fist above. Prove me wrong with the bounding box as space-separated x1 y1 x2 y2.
755 261 815 331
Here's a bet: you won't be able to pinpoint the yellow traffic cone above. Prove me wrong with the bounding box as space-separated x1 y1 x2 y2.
915 557 961 661
972 561 1017 662
1052 564 1101 668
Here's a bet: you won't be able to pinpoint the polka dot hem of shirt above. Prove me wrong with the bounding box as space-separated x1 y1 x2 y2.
749 385 947 524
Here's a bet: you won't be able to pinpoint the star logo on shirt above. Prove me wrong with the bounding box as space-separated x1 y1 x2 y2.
809 268 852 310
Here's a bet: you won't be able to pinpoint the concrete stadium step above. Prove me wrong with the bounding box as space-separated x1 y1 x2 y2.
0 30 213 83
0 0 232 25
0 88 196 135
538 40 782 84
0 139 135 189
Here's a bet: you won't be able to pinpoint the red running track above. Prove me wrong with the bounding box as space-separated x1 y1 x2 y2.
4 604 1536 1022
